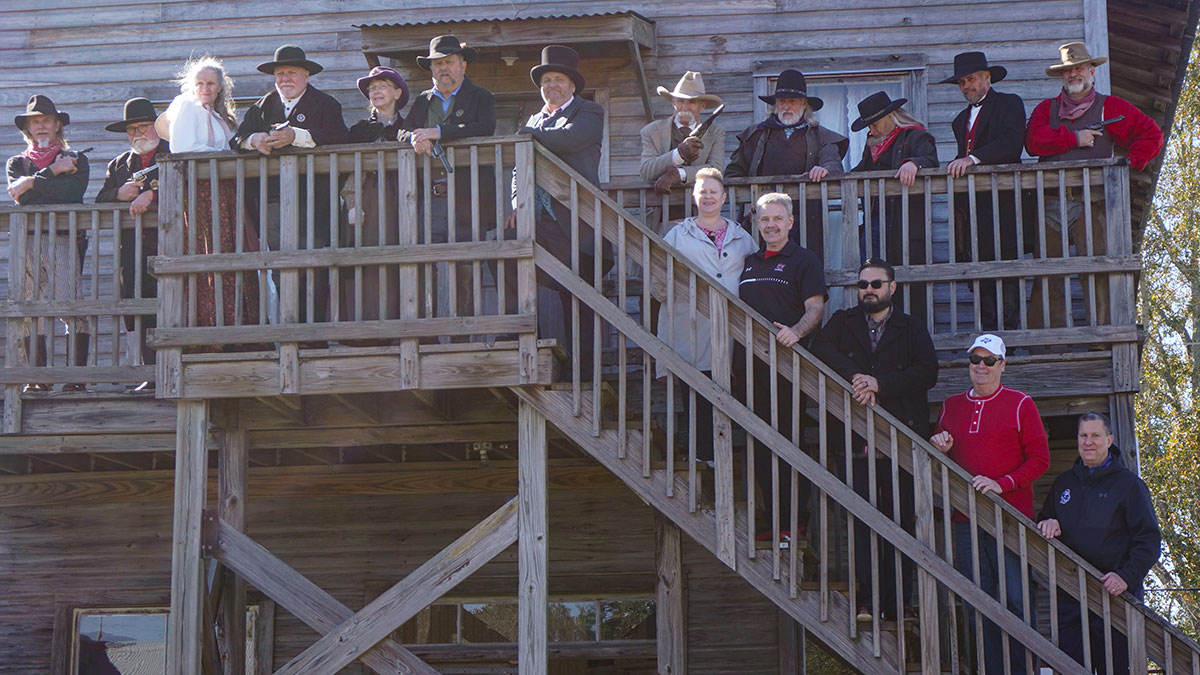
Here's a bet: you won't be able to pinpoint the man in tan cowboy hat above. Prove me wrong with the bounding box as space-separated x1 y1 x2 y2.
1025 42 1163 328
639 71 725 201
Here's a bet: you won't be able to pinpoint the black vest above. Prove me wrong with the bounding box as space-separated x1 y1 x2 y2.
1041 94 1114 162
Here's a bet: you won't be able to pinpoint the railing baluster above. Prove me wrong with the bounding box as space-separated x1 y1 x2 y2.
817 373 828 621
571 180 581 415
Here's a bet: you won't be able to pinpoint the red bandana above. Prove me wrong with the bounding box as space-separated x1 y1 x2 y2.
869 126 924 162
23 141 62 170
1057 88 1098 122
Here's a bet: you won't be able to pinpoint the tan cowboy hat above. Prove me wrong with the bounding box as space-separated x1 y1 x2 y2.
656 71 722 106
1046 42 1107 76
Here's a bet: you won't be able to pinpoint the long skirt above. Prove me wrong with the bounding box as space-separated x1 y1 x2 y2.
183 179 260 327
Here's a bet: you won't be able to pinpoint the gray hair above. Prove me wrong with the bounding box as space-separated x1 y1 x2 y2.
176 56 237 127
756 191 792 217
891 107 925 128
1078 412 1113 436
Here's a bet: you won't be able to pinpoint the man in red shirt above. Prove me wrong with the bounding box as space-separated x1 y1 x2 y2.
1025 42 1163 328
931 333 1049 675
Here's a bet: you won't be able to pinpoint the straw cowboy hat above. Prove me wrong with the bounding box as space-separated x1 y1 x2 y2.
1045 42 1107 76
656 71 722 106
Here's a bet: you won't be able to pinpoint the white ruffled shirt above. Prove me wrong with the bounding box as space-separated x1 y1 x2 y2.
165 93 234 153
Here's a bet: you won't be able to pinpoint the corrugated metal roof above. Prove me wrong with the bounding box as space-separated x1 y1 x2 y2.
354 10 653 29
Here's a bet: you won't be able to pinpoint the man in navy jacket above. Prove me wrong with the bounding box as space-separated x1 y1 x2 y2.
1037 412 1161 675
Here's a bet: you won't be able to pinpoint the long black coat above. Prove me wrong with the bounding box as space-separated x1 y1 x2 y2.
519 96 604 186
950 90 1026 165
853 127 938 268
810 305 938 437
231 84 348 148
6 151 89 205
96 139 170 203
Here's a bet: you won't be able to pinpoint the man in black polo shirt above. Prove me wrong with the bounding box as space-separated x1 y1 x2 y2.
738 191 826 544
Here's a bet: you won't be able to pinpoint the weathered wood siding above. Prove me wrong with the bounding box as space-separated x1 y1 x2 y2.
0 0 1091 202
0 479 780 674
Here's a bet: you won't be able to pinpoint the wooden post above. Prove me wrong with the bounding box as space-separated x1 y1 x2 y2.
838 179 860 311
655 514 686 675
708 292 735 569
4 212 27 433
157 160 186 397
397 149 420 389
217 403 247 675
1104 165 1138 464
515 141 538 384
166 399 209 674
278 156 300 396
913 448 941 674
778 610 806 674
519 400 548 675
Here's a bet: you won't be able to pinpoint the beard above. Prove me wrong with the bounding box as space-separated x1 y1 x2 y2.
674 110 696 127
34 136 52 149
130 137 158 154
860 294 892 314
1064 77 1093 96
777 110 801 125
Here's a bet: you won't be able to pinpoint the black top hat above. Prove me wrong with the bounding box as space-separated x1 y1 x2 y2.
530 45 586 92
416 35 478 70
759 69 823 111
939 51 1007 85
257 45 324 75
14 94 70 130
356 66 410 109
105 97 158 133
851 91 908 131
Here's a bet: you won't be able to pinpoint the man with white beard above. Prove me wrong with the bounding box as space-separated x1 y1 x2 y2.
1025 42 1163 328
97 98 169 384
638 71 725 227
726 69 847 262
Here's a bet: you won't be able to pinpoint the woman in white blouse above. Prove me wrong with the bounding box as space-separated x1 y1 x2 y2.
159 56 260 327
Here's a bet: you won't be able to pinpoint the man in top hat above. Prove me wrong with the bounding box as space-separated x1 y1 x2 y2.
639 71 726 224
507 44 607 365
401 35 497 320
7 94 91 391
97 98 169 377
941 52 1028 331
233 45 348 323
931 333 1048 675
849 92 938 326
726 69 848 262
1026 42 1163 328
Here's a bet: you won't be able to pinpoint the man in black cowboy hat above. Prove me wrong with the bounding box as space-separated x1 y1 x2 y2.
850 91 938 325
401 35 497 319
506 44 607 365
97 98 169 377
940 52 1027 331
726 69 848 262
639 71 726 215
7 94 88 206
233 44 348 324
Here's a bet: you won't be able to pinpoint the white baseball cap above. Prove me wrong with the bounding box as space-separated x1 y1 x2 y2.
968 333 1006 359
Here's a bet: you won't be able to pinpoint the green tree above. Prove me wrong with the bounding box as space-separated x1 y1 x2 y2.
1137 36 1200 638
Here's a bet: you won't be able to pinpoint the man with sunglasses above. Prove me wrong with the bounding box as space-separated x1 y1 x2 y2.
931 333 1049 675
811 258 938 624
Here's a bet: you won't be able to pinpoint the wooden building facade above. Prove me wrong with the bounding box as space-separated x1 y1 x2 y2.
0 1 1199 674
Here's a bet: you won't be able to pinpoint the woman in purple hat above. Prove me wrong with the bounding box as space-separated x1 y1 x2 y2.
160 55 260 330
339 66 411 329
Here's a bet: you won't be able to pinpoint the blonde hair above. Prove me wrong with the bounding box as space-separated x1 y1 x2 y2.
695 167 723 184
891 107 924 128
176 56 237 127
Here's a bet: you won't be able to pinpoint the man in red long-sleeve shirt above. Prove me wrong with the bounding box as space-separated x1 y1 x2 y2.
931 333 1049 675
1026 42 1163 329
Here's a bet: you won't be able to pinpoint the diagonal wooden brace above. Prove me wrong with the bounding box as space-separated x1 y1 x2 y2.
274 496 519 675
203 513 440 675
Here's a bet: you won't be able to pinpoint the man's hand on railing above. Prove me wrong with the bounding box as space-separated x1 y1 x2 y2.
1037 517 1061 539
946 156 977 178
249 132 274 155
116 181 142 201
772 321 801 347
806 166 829 182
7 176 34 202
895 160 919 187
850 373 879 406
1100 572 1129 596
972 475 1003 495
930 430 954 453
653 169 682 195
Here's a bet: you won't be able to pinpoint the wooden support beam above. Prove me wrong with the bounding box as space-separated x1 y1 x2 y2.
708 292 736 569
218 417 248 675
628 41 654 123
778 610 806 675
254 600 274 675
252 397 303 426
519 401 548 675
274 497 518 675
329 394 379 425
4 212 27 435
207 518 438 675
654 514 686 675
247 422 517 449
156 160 185 398
397 149 421 390
166 399 209 675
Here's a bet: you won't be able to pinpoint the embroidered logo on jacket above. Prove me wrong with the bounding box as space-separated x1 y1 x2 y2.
774 263 787 272
1059 488 1071 505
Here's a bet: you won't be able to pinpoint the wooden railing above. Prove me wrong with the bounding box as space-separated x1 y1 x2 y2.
147 137 539 398
0 204 157 428
549 150 1198 673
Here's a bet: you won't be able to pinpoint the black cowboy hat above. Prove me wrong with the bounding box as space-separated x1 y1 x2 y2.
14 94 69 130
416 35 478 70
939 51 1008 85
257 44 324 75
356 66 410 110
851 91 907 131
759 69 823 111
530 45 586 92
105 97 158 133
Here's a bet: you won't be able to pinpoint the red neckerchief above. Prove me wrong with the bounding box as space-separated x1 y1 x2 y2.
23 141 62 170
1057 88 1098 121
138 148 158 169
869 125 924 162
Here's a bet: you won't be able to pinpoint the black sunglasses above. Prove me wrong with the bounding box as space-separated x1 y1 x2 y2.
857 279 887 289
968 353 1003 366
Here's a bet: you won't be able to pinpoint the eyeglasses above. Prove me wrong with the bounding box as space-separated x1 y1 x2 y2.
857 279 886 289
968 354 1003 366
367 83 396 92
127 124 154 136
